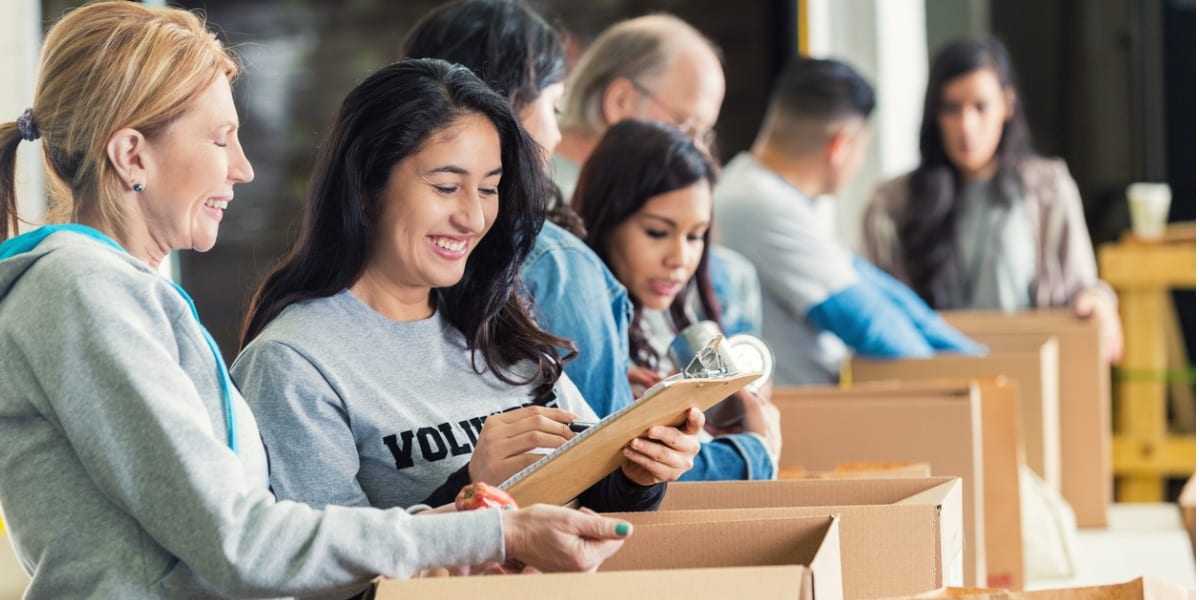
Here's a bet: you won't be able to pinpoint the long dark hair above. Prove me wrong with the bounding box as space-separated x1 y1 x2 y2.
241 58 568 399
901 35 1034 308
571 119 720 370
401 0 585 237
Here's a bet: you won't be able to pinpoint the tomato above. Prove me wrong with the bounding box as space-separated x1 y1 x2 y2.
455 482 518 511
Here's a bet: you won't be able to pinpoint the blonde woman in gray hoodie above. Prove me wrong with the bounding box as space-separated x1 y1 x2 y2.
0 3 630 599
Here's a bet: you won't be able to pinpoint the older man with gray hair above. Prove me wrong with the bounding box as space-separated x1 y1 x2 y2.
553 14 761 338
553 14 724 198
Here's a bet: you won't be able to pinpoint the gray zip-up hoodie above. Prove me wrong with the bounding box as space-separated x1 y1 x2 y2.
0 230 504 599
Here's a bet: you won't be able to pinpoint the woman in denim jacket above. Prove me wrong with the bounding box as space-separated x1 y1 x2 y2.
401 0 778 481
572 119 783 479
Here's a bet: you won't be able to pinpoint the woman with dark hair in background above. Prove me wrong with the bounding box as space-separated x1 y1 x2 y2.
401 0 775 482
572 119 782 479
861 36 1123 363
234 59 697 535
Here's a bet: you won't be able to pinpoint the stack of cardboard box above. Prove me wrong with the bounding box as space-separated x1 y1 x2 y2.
941 310 1113 527
850 339 1060 496
371 311 1149 600
654 478 963 598
379 514 843 599
771 379 1024 590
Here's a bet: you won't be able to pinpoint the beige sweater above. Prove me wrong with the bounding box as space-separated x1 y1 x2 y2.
861 156 1114 309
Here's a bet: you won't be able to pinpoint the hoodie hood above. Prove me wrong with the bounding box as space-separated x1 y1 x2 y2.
0 223 243 453
0 225 136 303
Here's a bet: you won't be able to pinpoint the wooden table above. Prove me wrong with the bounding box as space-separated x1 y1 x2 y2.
1099 223 1196 502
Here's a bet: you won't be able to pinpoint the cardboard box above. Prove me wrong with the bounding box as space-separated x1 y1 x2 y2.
976 378 1025 590
599 512 843 599
1180 474 1195 553
378 565 817 599
599 512 841 571
1023 577 1195 600
772 383 986 588
773 380 1025 590
849 339 1060 495
801 380 1023 589
943 309 1112 527
655 477 962 599
904 577 1195 600
779 462 934 480
379 515 842 600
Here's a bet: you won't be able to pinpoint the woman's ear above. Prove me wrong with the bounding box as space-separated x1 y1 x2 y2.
106 128 148 192
1003 87 1017 121
601 78 639 127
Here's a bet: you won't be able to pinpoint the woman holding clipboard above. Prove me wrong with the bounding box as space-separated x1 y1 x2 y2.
571 119 783 480
234 13 701 529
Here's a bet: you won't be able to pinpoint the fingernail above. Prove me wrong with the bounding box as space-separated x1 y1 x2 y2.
616 522 632 536
631 439 643 450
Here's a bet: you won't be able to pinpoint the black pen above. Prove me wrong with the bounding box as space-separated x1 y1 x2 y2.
568 421 596 433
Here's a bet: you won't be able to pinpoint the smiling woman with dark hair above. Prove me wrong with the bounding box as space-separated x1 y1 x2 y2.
401 0 770 485
234 58 697 532
400 0 586 236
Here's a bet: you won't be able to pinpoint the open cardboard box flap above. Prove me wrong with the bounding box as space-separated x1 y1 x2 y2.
660 477 960 509
598 512 842 599
379 513 841 600
652 478 963 599
377 565 815 599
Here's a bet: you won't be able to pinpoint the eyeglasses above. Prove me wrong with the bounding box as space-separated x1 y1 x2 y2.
627 78 717 149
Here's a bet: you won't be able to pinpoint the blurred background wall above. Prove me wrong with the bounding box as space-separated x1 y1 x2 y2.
6 0 1195 362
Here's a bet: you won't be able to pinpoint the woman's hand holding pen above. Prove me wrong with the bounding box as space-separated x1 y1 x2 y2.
619 407 704 485
469 406 578 485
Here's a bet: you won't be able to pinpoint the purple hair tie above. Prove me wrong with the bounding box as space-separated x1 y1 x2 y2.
16 108 39 142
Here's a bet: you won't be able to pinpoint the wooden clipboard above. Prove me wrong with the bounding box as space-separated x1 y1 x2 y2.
500 371 762 506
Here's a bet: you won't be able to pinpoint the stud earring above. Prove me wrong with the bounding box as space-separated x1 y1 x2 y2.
132 183 144 193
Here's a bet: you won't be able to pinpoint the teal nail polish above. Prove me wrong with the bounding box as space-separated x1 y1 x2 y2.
615 522 631 536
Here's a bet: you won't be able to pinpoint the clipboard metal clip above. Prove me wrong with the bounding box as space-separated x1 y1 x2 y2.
682 333 733 379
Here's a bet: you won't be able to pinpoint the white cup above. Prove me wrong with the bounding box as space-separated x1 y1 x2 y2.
1127 182 1172 239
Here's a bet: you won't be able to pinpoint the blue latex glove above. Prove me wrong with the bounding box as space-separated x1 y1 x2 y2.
852 257 987 355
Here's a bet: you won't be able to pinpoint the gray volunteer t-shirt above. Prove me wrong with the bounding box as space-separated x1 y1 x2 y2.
232 290 597 510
